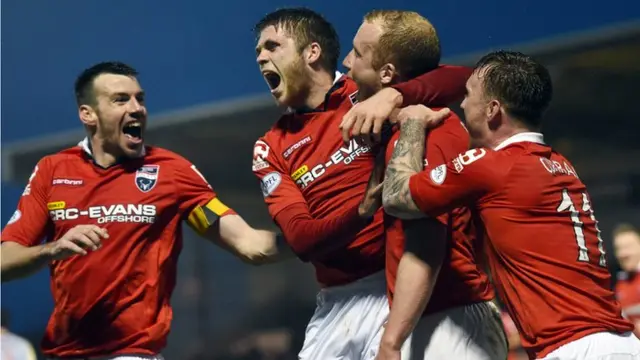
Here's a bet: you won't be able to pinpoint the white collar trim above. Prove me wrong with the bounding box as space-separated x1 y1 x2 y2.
494 132 545 151
333 71 343 85
78 137 146 158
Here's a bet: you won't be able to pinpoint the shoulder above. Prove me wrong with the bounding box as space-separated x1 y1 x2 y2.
450 148 508 185
34 146 85 175
438 113 468 137
143 146 194 169
426 114 469 146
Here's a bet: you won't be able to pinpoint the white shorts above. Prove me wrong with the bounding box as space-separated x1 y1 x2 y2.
539 331 640 360
401 301 508 360
298 271 389 360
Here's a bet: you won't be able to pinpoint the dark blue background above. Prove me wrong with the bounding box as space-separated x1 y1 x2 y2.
2 0 638 335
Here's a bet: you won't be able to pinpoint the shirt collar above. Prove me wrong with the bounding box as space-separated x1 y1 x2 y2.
494 132 545 151
78 137 146 158
287 71 344 114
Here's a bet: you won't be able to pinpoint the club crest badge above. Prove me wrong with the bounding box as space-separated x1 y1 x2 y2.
135 165 160 192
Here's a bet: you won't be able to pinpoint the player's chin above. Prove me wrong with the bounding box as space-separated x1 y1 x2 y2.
271 89 290 107
120 136 144 157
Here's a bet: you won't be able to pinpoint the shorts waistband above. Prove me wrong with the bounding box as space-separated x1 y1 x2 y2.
319 271 386 299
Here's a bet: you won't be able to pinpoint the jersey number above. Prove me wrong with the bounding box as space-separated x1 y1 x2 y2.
556 189 606 267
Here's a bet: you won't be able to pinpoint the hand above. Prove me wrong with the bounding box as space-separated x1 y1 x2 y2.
395 105 450 129
340 87 403 145
358 150 386 218
41 225 109 260
375 342 401 360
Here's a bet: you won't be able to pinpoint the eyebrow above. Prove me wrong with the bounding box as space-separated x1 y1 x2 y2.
255 39 279 55
352 42 362 56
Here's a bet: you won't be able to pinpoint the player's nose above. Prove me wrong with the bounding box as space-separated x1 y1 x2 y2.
342 50 353 72
256 50 269 66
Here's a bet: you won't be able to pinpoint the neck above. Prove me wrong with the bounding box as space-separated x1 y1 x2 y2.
88 135 120 167
302 70 335 109
486 119 536 149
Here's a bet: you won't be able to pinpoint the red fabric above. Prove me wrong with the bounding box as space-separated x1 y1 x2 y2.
408 139 633 358
392 65 472 107
384 115 493 316
2 146 221 358
274 203 368 261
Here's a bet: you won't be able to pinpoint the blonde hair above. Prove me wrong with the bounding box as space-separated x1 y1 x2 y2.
364 10 441 79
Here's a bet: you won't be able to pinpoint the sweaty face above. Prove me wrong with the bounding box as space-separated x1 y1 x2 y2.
343 21 384 101
614 232 640 272
460 71 492 148
88 74 147 158
256 25 311 108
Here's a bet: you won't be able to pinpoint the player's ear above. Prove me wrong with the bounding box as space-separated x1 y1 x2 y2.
78 104 98 127
304 42 322 66
379 63 396 86
486 99 502 124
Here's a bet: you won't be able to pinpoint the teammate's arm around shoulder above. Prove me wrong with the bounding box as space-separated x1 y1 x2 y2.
382 106 451 219
1 158 107 281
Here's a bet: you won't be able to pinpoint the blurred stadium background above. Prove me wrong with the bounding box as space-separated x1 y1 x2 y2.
1 1 639 359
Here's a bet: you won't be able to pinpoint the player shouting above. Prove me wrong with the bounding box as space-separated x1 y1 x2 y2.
378 51 640 359
251 7 470 360
1 62 288 359
343 10 506 360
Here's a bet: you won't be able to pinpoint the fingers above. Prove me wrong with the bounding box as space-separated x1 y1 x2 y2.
371 182 384 196
60 241 88 256
340 108 357 143
66 225 109 252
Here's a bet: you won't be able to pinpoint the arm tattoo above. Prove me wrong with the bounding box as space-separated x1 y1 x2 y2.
382 119 426 219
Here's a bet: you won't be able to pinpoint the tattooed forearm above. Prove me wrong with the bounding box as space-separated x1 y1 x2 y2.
382 119 427 219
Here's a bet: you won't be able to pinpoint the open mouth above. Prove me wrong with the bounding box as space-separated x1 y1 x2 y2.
122 121 143 143
263 71 282 91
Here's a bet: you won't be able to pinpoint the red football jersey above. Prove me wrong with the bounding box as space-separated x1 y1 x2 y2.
253 76 385 286
407 132 633 358
384 116 494 315
615 271 640 336
1 140 232 358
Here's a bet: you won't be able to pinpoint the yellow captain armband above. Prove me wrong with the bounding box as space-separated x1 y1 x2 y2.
187 198 231 235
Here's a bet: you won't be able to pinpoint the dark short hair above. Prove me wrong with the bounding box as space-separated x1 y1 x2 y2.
74 61 138 106
474 51 552 129
253 7 340 73
613 223 640 238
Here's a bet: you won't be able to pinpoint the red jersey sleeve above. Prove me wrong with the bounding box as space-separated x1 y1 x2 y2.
425 116 470 167
408 148 501 216
252 138 306 217
252 137 369 261
1 157 53 247
392 65 473 107
172 159 236 235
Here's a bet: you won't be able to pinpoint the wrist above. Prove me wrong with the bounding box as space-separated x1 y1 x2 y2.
399 117 427 129
381 87 403 108
380 332 404 351
36 243 55 262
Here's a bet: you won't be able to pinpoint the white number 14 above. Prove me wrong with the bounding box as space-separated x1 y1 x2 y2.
556 189 606 267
